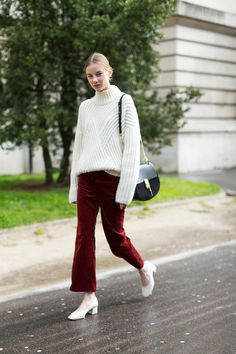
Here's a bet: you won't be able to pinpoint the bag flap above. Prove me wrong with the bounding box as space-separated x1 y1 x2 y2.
137 162 158 183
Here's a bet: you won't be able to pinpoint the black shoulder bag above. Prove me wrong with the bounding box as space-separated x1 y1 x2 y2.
118 94 160 201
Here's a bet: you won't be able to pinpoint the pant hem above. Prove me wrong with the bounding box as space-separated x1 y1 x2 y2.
70 286 96 293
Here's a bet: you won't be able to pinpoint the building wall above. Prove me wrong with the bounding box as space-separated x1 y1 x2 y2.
0 144 28 175
0 144 44 175
183 0 236 14
157 0 236 172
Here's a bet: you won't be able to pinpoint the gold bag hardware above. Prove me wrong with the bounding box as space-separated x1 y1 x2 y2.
144 179 153 195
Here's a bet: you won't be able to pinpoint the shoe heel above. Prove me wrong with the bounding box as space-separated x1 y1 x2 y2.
89 306 98 315
151 264 157 273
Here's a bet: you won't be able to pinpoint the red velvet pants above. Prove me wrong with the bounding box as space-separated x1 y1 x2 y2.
70 171 144 292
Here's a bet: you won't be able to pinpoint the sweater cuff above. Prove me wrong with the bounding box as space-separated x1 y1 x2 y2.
115 196 133 206
115 180 137 205
68 173 78 204
68 186 77 204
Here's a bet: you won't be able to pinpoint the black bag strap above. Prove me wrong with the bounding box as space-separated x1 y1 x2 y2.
118 93 126 136
118 93 149 163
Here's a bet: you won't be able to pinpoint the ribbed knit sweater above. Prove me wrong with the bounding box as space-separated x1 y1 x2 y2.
68 85 140 205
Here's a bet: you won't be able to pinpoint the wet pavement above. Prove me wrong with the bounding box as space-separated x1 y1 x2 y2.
0 241 235 354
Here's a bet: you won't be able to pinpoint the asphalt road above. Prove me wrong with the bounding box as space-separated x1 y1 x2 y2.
0 242 236 354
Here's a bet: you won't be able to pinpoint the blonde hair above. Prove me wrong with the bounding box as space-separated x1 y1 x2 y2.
84 52 111 71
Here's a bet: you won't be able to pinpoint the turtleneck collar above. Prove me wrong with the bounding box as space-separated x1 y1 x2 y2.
93 85 122 105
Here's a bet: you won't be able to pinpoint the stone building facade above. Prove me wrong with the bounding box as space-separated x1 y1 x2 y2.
155 0 236 172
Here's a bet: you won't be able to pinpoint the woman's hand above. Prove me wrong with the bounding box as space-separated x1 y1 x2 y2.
119 203 126 210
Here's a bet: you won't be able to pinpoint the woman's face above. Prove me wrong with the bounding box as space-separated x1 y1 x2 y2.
86 63 112 92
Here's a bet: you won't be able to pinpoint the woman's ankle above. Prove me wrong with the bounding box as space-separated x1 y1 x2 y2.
83 292 95 300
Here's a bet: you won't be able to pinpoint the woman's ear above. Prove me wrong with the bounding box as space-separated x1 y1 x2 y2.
108 66 113 79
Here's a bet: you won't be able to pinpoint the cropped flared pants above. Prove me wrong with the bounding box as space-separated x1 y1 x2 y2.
70 171 144 292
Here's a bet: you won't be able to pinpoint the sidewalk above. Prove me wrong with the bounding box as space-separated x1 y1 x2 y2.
1 192 236 302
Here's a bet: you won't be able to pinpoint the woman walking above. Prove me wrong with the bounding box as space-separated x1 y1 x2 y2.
68 52 156 320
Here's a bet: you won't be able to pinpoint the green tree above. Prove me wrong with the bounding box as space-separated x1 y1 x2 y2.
0 0 200 184
0 1 62 183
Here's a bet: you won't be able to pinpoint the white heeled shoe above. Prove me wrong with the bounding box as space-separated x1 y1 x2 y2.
68 296 98 321
141 262 157 297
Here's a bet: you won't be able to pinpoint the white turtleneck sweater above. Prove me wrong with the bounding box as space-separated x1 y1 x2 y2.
68 85 140 205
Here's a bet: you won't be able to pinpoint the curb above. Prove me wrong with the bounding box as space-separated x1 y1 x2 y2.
1 238 235 304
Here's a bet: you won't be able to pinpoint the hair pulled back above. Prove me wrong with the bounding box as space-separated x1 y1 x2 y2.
84 52 111 71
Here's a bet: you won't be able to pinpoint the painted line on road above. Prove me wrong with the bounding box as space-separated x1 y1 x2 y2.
1 238 236 303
